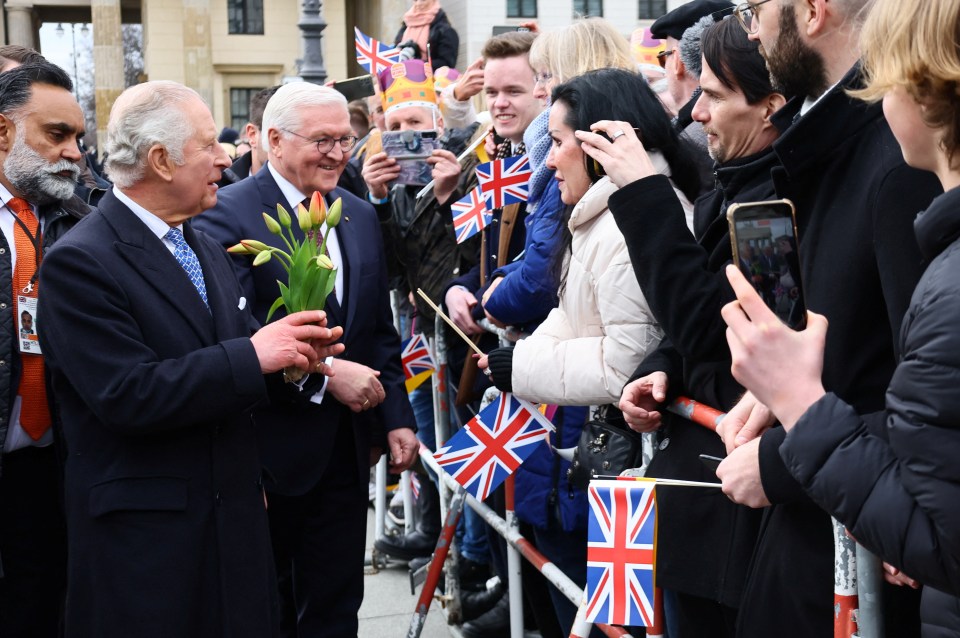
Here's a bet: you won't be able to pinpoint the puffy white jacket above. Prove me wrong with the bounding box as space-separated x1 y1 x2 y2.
511 154 693 406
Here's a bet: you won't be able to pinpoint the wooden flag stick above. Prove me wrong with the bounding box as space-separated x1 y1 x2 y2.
595 476 723 489
416 288 485 357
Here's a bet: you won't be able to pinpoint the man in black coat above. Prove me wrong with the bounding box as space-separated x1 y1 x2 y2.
0 62 89 638
714 0 942 636
610 18 785 637
38 81 342 638
195 81 418 638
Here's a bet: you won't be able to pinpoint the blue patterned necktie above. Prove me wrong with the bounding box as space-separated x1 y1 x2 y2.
164 227 209 308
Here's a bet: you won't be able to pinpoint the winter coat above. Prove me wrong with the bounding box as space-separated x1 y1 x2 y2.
736 64 942 638
781 186 960 636
394 8 459 70
510 160 686 406
607 148 778 608
483 178 564 330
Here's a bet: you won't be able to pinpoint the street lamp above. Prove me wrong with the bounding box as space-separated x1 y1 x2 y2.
55 22 89 101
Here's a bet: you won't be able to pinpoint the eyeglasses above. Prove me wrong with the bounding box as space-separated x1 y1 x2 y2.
281 128 358 154
656 49 675 69
534 71 553 86
735 0 774 35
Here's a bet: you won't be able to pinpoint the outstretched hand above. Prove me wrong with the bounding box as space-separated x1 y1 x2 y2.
721 265 827 430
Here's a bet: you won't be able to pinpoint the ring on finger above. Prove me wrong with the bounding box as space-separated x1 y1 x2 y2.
362 398 370 409
611 130 626 141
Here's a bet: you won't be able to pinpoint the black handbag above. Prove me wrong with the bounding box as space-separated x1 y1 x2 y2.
566 406 645 490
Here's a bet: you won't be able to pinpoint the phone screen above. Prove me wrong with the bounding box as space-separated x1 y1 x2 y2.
330 75 376 102
381 130 441 185
727 199 806 330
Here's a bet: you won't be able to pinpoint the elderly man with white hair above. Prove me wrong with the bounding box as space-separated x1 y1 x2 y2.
196 81 418 638
37 80 344 638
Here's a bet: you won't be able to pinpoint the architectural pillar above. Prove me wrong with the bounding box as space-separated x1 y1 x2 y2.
5 5 36 49
91 0 124 148
182 0 214 106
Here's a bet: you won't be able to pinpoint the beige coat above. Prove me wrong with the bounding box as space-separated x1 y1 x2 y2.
511 155 693 406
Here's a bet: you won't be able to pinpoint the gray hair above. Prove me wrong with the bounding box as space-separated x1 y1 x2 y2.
105 81 201 189
679 14 715 80
261 82 347 153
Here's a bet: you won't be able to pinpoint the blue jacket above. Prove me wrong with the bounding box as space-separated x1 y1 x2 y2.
483 179 565 329
515 404 589 532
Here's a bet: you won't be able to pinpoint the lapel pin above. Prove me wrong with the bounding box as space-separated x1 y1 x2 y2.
345 216 350 222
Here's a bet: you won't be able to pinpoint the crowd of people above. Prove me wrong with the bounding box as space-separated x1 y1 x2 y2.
0 0 959 636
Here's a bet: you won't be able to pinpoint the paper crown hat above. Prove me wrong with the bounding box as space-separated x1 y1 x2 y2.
378 59 438 115
433 66 460 99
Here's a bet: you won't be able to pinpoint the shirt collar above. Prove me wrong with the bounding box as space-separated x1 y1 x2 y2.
0 182 38 218
112 186 181 240
267 162 309 211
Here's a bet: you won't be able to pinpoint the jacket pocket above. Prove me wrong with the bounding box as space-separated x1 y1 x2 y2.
89 476 189 518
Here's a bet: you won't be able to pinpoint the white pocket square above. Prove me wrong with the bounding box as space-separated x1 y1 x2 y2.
238 296 247 310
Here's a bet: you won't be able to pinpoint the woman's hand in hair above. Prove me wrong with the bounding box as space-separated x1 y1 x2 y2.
575 121 657 189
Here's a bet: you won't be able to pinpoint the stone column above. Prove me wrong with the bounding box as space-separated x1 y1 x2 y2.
299 0 327 84
182 0 214 106
91 0 125 148
5 5 36 49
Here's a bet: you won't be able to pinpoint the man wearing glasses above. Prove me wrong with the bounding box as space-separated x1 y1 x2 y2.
650 0 733 145
715 1 942 636
196 82 418 638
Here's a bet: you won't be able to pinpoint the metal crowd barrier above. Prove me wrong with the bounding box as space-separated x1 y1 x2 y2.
372 301 882 638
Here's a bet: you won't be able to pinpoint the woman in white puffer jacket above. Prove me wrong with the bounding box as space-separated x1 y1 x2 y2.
480 68 701 406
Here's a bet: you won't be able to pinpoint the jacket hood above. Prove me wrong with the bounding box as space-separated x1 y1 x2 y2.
914 186 960 260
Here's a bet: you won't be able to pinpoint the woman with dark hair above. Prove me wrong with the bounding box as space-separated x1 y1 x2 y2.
478 67 699 634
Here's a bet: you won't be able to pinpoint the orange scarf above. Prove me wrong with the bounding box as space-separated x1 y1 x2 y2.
401 1 440 60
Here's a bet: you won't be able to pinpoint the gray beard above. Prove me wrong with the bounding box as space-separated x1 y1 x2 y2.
4 133 80 205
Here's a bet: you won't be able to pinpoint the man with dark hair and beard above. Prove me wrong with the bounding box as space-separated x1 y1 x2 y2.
713 1 943 636
0 62 89 637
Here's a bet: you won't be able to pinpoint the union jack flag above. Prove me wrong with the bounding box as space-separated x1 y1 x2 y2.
476 155 531 210
401 334 436 392
354 27 402 75
451 186 491 244
434 393 554 501
585 481 658 627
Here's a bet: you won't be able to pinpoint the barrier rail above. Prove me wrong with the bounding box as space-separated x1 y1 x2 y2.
373 307 882 638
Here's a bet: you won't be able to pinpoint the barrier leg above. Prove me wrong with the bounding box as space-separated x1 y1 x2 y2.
505 475 524 638
855 544 883 638
406 488 465 638
834 518 859 638
401 469 415 534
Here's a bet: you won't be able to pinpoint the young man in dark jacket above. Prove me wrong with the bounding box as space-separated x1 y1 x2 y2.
713 0 943 636
609 18 785 637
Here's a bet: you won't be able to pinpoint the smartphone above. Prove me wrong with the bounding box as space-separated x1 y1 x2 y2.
492 25 532 36
727 199 807 330
381 130 442 185
699 454 724 472
330 74 377 102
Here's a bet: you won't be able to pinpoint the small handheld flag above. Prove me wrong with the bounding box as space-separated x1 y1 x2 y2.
585 480 658 627
401 334 436 393
354 27 402 75
476 155 532 210
434 393 553 501
451 186 491 244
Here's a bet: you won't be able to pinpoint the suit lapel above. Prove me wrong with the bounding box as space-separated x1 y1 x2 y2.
101 191 215 344
185 223 245 341
331 189 360 337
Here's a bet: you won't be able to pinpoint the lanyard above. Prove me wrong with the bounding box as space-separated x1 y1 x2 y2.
3 201 43 294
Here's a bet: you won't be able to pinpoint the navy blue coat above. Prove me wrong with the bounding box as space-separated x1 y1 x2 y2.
39 190 278 637
195 166 415 495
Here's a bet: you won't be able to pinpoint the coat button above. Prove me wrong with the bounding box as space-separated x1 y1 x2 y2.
0 303 6 309
215 491 222 505
0 248 5 254
658 438 670 451
0 360 6 367
491 253 497 261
